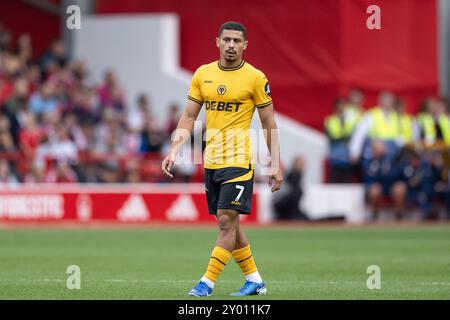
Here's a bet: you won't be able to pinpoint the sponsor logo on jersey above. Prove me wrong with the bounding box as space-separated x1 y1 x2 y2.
204 100 241 112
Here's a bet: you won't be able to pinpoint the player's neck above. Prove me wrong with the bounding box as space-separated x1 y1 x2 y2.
219 57 243 69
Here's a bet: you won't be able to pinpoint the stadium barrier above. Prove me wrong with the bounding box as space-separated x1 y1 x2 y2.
0 184 274 224
0 183 366 225
302 184 365 224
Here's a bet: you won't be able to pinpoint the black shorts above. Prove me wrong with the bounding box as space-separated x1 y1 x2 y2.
205 167 254 215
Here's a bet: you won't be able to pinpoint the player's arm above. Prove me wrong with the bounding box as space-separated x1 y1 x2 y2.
257 104 283 192
161 100 202 178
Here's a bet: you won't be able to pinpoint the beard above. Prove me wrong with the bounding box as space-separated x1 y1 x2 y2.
224 56 237 63
223 50 239 63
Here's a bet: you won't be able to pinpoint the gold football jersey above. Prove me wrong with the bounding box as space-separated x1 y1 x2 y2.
188 60 272 169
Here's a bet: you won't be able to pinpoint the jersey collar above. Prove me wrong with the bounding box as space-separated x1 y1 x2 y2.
218 60 245 71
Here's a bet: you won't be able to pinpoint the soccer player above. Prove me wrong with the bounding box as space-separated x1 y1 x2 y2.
161 21 283 297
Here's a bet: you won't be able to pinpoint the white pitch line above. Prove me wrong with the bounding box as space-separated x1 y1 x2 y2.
0 278 64 282
0 278 449 286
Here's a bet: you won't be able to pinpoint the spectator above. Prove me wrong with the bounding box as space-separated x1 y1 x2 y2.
363 140 406 221
3 77 29 143
350 91 400 164
34 124 79 180
94 108 125 151
22 164 45 183
344 89 364 124
24 63 42 92
127 93 151 132
0 25 12 52
123 158 142 183
68 87 100 124
69 60 89 88
418 98 450 147
0 53 16 106
98 69 125 111
63 112 88 152
50 124 79 163
395 97 419 146
19 112 43 162
16 34 33 66
424 151 449 219
400 150 432 219
324 99 356 183
165 103 180 136
93 127 126 183
0 159 18 186
28 82 58 116
0 115 15 152
273 156 308 220
40 39 68 73
139 117 166 154
46 160 79 183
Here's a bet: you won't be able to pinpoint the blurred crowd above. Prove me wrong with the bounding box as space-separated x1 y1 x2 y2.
0 23 203 184
324 90 450 220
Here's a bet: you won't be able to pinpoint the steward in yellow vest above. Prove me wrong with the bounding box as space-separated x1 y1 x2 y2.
324 99 360 141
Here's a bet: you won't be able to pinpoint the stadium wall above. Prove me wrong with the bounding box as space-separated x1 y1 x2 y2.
0 183 366 224
0 184 264 224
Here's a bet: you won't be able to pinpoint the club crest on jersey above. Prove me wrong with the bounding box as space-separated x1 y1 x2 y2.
217 85 227 95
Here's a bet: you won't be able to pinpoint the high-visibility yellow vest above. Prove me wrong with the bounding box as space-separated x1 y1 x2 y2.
399 113 414 143
421 114 450 146
417 112 427 128
369 107 400 140
324 114 356 139
343 104 363 124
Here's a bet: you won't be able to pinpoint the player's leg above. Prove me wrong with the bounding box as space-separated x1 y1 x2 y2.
189 209 238 296
215 209 240 251
235 220 249 248
189 169 234 297
232 221 265 286
215 169 266 296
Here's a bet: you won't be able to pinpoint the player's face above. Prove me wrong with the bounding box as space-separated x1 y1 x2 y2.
216 30 248 63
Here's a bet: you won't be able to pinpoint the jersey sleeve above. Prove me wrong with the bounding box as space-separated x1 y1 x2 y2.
187 68 204 105
253 71 273 108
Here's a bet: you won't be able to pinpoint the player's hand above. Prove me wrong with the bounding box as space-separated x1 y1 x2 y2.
161 152 176 178
268 167 283 193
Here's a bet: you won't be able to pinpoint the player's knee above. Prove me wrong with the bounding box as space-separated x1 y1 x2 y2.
217 210 238 232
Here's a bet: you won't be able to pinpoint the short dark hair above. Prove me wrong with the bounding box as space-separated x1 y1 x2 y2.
218 21 247 40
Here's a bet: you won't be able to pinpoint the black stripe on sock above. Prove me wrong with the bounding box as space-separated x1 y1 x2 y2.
237 255 252 264
208 264 223 273
207 268 220 276
211 256 226 266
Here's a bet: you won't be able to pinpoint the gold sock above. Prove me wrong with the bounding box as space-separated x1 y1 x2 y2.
203 246 232 283
232 244 258 276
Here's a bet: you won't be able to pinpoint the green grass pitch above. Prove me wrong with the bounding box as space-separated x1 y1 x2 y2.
0 225 449 299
